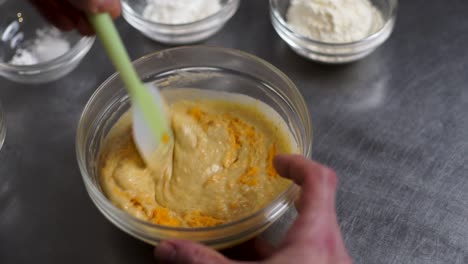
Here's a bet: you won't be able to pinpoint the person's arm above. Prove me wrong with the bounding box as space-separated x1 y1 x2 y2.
29 0 121 35
155 154 353 264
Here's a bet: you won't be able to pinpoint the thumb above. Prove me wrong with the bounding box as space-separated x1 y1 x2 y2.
274 154 337 214
155 240 233 264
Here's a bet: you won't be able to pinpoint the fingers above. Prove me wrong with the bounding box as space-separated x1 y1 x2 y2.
29 0 121 36
67 0 122 35
274 154 338 242
155 238 274 263
155 240 233 264
29 0 77 31
254 238 275 259
274 155 351 262
220 237 275 261
75 16 95 36
68 0 122 18
274 154 337 214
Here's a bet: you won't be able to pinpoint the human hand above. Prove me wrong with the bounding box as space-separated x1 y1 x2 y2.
154 154 352 264
29 0 121 35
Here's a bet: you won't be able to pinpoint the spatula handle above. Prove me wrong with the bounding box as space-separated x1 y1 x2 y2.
88 13 169 142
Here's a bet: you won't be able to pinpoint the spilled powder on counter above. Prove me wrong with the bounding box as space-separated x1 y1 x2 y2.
286 0 384 43
9 27 70 66
143 0 222 24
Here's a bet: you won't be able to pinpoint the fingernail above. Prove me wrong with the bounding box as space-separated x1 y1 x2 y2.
108 1 122 19
155 241 176 262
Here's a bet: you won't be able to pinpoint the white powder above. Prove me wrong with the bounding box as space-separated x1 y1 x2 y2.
286 0 384 43
143 0 222 24
9 27 70 66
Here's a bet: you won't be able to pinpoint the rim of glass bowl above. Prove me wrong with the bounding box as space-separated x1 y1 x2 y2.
269 0 399 47
76 46 313 233
0 35 95 73
0 101 5 149
122 0 240 28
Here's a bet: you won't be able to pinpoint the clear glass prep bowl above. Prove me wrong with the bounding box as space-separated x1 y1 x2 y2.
270 0 398 64
121 0 240 44
76 46 313 249
0 0 95 84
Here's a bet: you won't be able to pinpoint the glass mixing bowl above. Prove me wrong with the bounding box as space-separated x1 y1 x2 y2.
0 0 95 83
121 0 240 44
0 101 5 151
76 46 312 249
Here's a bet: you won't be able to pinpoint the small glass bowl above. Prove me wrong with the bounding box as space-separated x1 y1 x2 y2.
270 0 398 64
121 0 240 44
0 0 95 84
76 46 313 249
0 101 5 151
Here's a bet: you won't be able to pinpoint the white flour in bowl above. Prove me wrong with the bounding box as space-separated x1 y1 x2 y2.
9 27 70 66
143 0 222 24
286 0 384 43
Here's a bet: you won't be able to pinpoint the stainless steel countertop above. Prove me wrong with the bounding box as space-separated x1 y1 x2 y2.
1 1 467 263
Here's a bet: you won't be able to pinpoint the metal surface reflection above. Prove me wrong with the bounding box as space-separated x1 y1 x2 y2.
0 0 467 263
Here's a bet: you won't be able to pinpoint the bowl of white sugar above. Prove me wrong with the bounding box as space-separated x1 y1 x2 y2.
270 0 398 63
122 0 240 44
0 0 95 84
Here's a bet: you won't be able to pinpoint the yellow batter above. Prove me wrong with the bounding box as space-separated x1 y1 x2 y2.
100 90 296 228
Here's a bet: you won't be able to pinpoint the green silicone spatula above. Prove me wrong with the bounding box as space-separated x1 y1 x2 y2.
88 13 171 165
